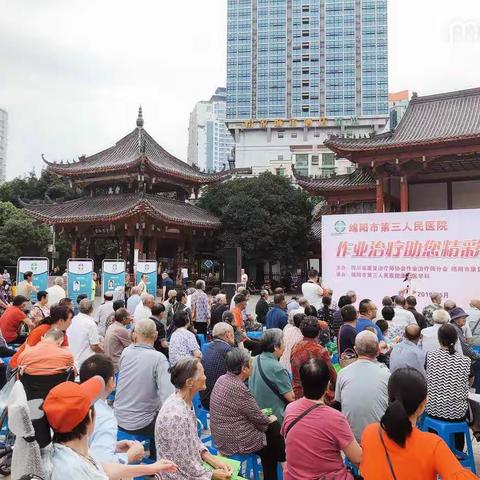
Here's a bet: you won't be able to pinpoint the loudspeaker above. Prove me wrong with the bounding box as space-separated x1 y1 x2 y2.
223 247 242 283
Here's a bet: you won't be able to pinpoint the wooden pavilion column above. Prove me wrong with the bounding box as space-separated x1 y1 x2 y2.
71 235 80 259
148 236 157 260
120 236 129 262
400 176 409 212
86 237 95 259
134 233 144 266
376 178 385 213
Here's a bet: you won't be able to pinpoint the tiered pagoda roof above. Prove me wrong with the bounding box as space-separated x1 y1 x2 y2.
43 107 230 186
293 168 376 196
325 87 480 163
23 193 220 229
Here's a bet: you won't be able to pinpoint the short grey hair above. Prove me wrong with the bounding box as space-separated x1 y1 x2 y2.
170 357 201 389
168 289 177 299
130 286 140 295
346 290 356 298
44 327 65 342
134 318 157 339
212 322 234 339
444 300 456 311
195 280 205 290
260 328 284 353
260 290 269 298
79 298 93 315
355 330 379 358
298 297 309 308
215 293 227 304
225 348 251 375
222 310 234 324
142 293 154 305
432 309 450 324
54 277 64 287
430 292 442 302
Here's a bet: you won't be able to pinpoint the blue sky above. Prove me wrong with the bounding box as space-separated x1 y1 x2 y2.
1 0 479 179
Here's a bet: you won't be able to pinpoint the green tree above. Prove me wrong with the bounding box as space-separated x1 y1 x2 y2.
0 202 51 265
0 169 78 205
199 172 312 265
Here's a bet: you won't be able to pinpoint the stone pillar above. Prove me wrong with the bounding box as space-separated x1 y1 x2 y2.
148 237 157 260
400 176 409 212
376 178 384 213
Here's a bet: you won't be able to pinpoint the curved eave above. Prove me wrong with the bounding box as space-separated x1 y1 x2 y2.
324 134 480 158
45 157 230 185
24 199 220 230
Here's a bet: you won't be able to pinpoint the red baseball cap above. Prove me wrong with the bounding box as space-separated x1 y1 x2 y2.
43 376 104 433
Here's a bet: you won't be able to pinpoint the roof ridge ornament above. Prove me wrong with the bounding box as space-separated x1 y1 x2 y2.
136 106 144 128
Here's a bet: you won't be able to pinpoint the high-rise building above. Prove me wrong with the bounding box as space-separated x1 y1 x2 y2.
226 0 389 174
187 87 234 172
0 109 7 182
389 90 410 129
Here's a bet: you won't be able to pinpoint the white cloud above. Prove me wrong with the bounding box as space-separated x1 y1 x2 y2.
0 0 479 179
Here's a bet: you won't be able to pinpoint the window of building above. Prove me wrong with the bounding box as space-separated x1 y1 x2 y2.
276 167 286 176
291 132 297 138
295 154 309 176
322 153 336 167
311 155 319 166
278 130 285 139
277 155 283 161
314 129 321 137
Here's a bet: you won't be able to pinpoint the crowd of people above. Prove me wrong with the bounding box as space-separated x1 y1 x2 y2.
0 268 479 479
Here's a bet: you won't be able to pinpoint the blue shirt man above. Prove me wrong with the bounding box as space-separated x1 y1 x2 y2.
357 299 384 341
389 324 425 374
266 293 288 330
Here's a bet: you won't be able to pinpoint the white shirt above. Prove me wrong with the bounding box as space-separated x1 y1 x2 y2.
94 301 114 336
392 306 417 328
67 312 101 368
89 399 127 464
51 443 108 480
126 294 141 315
134 303 152 323
301 281 324 310
137 280 148 295
421 324 462 355
46 284 66 307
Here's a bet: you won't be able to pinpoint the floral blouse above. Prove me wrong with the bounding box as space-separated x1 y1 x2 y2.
155 393 211 480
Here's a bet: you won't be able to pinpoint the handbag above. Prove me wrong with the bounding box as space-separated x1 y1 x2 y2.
378 426 397 480
338 326 358 368
256 356 289 406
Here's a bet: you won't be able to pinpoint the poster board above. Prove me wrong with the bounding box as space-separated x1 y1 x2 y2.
67 258 94 304
102 260 126 297
321 209 480 309
17 257 49 302
135 260 158 296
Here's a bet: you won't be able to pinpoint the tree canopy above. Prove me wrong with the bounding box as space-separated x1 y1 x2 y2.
0 202 52 266
0 169 78 205
198 172 312 265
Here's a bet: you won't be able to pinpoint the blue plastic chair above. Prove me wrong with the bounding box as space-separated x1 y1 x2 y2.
227 453 262 480
0 357 11 366
192 392 209 430
197 334 207 348
345 458 360 476
246 331 262 340
116 429 154 480
421 416 476 474
201 341 212 356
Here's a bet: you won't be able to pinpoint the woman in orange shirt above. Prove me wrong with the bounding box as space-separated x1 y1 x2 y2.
9 304 73 372
361 367 477 480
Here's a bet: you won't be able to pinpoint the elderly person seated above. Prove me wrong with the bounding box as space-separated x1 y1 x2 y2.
335 331 390 442
279 312 305 372
282 358 361 480
210 348 285 480
425 323 471 451
44 376 177 479
134 293 155 324
422 292 443 326
155 357 233 479
114 318 174 459
200 322 235 410
127 286 141 315
421 309 461 354
210 294 229 329
250 329 294 424
168 310 202 366
290 316 337 401
389 324 425 375
103 307 132 373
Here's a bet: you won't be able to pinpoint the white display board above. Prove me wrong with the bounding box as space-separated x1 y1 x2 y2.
321 209 480 309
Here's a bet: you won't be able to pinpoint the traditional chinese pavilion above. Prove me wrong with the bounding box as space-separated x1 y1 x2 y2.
24 108 228 272
296 87 480 217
